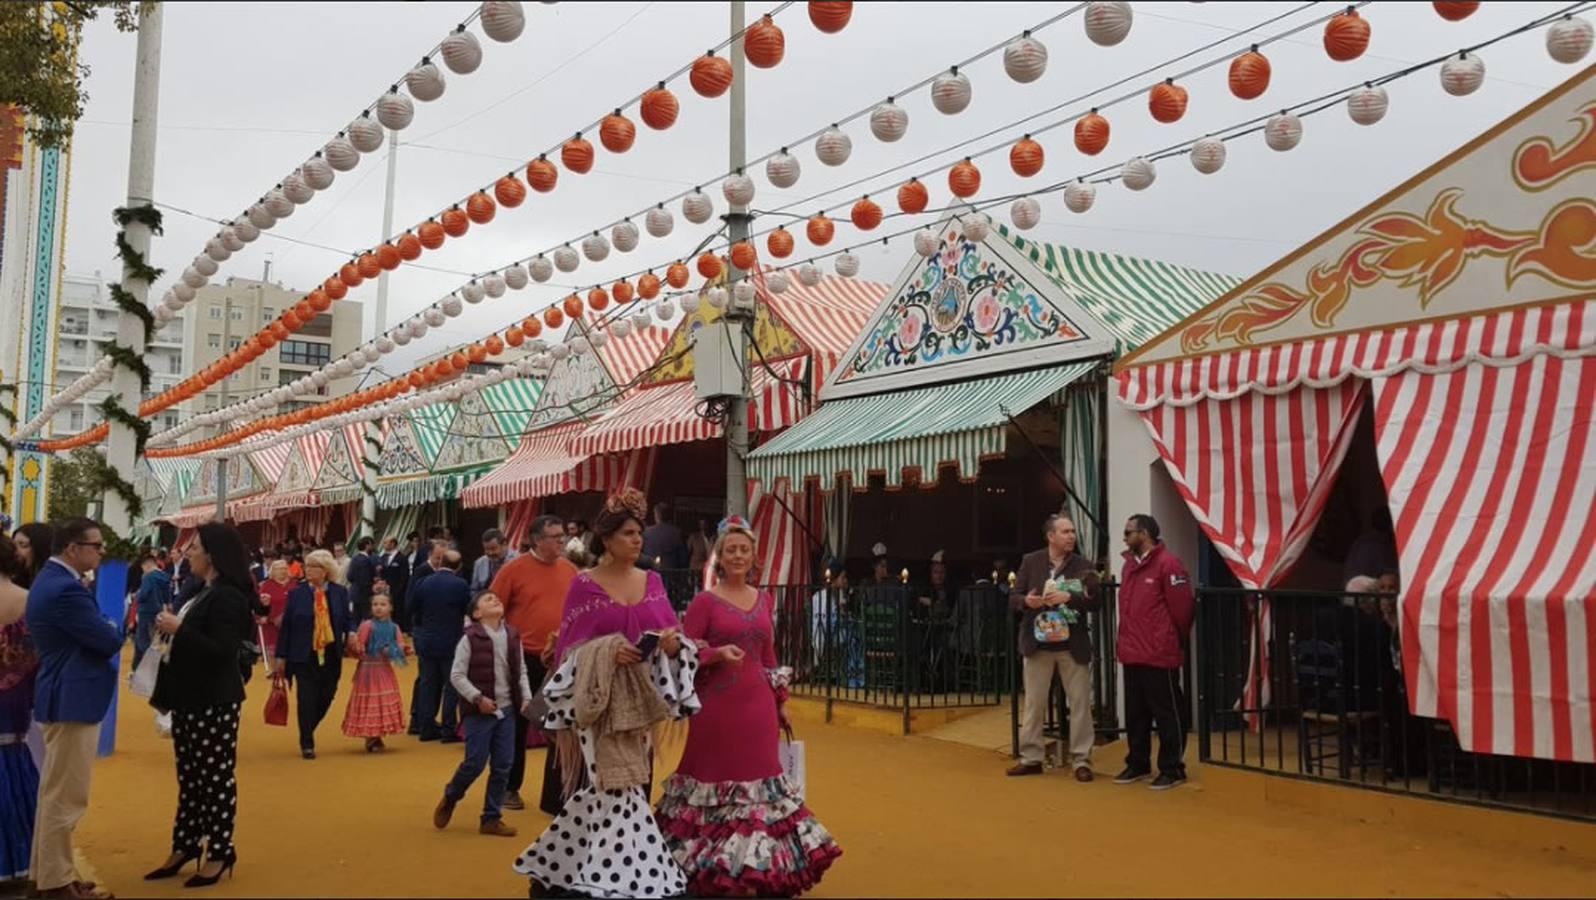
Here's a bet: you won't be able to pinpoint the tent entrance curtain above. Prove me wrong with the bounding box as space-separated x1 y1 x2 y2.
1372 354 1596 763
504 499 542 549
1057 380 1102 562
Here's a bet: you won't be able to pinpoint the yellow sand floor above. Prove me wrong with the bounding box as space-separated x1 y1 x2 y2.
72 656 1595 898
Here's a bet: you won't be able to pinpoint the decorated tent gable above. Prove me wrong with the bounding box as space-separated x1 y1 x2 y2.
410 401 457 466
826 215 1115 400
525 344 619 433
431 389 511 472
643 288 806 387
481 376 544 443
312 427 359 490
190 458 220 504
275 442 317 495
225 452 266 498
375 414 429 480
1122 64 1596 369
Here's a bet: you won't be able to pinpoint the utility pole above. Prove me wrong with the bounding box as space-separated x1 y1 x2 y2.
103 1 163 537
358 128 400 542
723 0 751 519
213 297 233 521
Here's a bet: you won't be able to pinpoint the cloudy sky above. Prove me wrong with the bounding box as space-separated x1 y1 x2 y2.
63 1 1586 394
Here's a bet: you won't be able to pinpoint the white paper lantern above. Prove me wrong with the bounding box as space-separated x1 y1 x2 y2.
550 343 571 361
612 220 640 252
645 206 674 238
708 286 729 310
1085 1 1134 47
553 245 580 272
324 136 360 171
1347 85 1389 125
680 292 703 315
722 172 756 206
481 1 526 42
282 172 315 204
1121 157 1157 191
631 310 652 330
1004 34 1049 83
530 255 554 282
423 307 447 327
682 190 715 224
246 204 276 231
232 218 260 243
1440 52 1485 96
406 62 446 102
376 336 396 354
656 299 676 320
154 304 175 323
582 232 611 262
870 101 909 142
220 226 245 253
446 382 467 400
348 116 384 153
517 357 539 377
377 91 414 131
173 282 196 303
312 371 330 388
504 264 529 289
1265 112 1303 151
767 270 791 293
193 255 219 277
569 337 590 356
205 238 231 262
297 158 334 194
462 280 486 303
442 29 483 74
610 318 633 340
1547 16 1593 63
441 294 464 317
834 252 860 277
263 189 295 219
913 228 941 257
733 279 756 307
931 69 972 115
815 127 852 166
182 267 208 289
391 326 413 346
160 290 183 312
1190 137 1226 174
960 210 991 242
797 262 822 286
483 274 507 298
362 344 383 363
589 330 609 350
1010 196 1042 230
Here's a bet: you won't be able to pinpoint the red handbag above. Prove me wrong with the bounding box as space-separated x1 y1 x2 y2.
264 672 290 727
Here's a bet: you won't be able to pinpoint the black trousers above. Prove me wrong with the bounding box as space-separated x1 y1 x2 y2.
171 702 241 859
291 654 343 751
509 651 545 794
415 654 460 738
1123 663 1188 776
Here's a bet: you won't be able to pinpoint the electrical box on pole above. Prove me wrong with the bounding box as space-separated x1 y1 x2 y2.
694 322 745 400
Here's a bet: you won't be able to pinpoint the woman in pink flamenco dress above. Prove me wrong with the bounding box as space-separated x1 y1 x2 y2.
655 517 841 897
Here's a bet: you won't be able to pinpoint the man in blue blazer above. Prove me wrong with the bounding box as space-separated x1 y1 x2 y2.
413 550 470 743
26 517 122 898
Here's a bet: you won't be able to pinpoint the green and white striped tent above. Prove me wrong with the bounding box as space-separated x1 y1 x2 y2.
373 376 543 509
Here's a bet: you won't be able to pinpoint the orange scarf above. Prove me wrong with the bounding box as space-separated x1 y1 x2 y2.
311 587 335 663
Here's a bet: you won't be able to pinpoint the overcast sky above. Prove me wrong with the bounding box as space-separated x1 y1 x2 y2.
63 1 1584 389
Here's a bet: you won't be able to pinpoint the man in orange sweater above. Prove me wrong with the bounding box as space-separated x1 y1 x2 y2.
489 514 577 814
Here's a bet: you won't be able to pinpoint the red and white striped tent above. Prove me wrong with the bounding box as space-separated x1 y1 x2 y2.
1116 64 1596 763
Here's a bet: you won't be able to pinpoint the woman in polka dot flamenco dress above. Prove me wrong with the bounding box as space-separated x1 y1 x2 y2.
654 518 841 897
515 490 701 899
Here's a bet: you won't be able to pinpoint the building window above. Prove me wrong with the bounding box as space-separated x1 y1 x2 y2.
229 308 243 321
279 370 298 386
228 337 242 350
279 339 331 367
160 413 178 430
260 367 272 381
205 395 218 410
297 313 334 339
167 356 182 375
207 334 221 349
69 409 84 430
209 306 222 320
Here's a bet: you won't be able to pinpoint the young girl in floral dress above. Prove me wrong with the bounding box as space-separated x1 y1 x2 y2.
342 593 408 752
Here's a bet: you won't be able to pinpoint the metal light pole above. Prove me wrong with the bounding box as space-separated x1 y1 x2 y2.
103 1 163 536
723 0 751 519
358 129 400 541
213 298 233 521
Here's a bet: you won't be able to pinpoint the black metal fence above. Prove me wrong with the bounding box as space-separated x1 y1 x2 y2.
1196 588 1596 821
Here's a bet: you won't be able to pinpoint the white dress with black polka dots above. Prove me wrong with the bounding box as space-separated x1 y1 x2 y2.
514 642 701 898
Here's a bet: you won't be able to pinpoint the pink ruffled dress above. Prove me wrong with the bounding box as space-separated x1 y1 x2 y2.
655 591 841 897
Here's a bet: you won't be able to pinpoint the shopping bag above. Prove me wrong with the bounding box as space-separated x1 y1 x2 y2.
130 639 165 698
264 673 290 727
154 710 173 739
778 739 806 800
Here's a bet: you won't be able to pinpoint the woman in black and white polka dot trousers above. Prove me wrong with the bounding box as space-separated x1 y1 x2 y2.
145 522 257 889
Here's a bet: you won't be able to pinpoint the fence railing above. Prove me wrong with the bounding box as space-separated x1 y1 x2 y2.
1196 587 1596 821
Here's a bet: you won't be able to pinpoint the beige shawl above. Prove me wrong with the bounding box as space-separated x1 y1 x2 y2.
559 633 671 793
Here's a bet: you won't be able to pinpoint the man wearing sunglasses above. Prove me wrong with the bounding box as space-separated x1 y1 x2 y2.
1114 514 1195 791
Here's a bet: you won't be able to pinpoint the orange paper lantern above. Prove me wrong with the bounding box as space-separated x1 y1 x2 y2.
442 207 471 237
466 344 488 365
270 322 290 341
418 220 446 250
745 16 785 68
324 276 348 302
638 272 661 299
495 174 526 208
767 227 795 258
599 112 636 153
1009 136 1045 177
484 335 505 356
640 85 679 130
697 252 724 279
307 289 331 312
807 214 836 246
295 299 315 321
612 280 635 304
1433 1 1478 21
504 326 525 347
690 53 733 98
466 191 497 225
730 241 758 271
433 360 453 380
851 196 883 231
1149 80 1189 123
339 263 364 288
897 178 929 213
258 331 277 349
666 263 690 289
451 352 470 372
561 136 594 174
397 232 423 261
522 317 543 338
1323 9 1370 61
377 243 403 271
282 310 302 330
1229 47 1271 100
1074 111 1110 156
588 287 609 311
948 159 981 198
356 252 382 279
809 1 853 33
527 156 559 193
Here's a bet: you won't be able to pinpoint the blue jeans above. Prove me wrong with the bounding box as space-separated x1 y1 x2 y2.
415 654 460 737
444 711 514 823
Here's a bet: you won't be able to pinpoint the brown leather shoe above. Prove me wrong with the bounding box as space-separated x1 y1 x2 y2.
1006 762 1044 777
479 819 519 837
1074 766 1095 783
433 795 457 830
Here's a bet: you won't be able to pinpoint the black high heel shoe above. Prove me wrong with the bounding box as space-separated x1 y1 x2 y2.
144 849 200 880
183 851 237 888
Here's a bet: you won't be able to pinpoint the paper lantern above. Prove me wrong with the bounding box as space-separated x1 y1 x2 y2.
205 237 231 262
282 172 314 204
851 196 883 231
639 84 679 130
181 266 208 289
612 220 639 252
553 245 580 272
768 227 795 258
706 287 727 310
453 351 473 371
631 309 653 331
898 178 929 213
697 252 723 279
931 68 972 115
682 293 702 315
397 232 422 261
530 255 554 282
442 207 470 237
562 293 584 317
324 276 348 300
504 263 529 289
153 304 174 324
1010 136 1044 177
495 174 526 208
1433 2 1478 21
582 232 611 262
767 270 790 293
809 1 852 32
1010 197 1041 230
1084 1 1133 46
1548 16 1594 63
730 241 757 271
732 280 757 309
264 188 295 219
1229 47 1271 100
1347 85 1389 125
690 53 733 98
1324 10 1370 61
1265 113 1303 152
834 252 860 278
562 136 594 174
610 319 632 340
797 263 822 286
666 262 690 288
1004 33 1048 83
522 316 543 338
638 272 661 299
1440 52 1484 96
1190 137 1227 174
246 203 276 230
600 112 636 154
418 220 446 249
587 287 609 311
442 28 483 74
612 280 635 304
1074 110 1110 155
870 100 909 142
504 325 526 348
913 228 941 258
282 309 303 330
961 210 991 242
467 191 497 224
723 172 756 206
807 214 836 246
483 274 506 298
1121 157 1157 191
815 126 852 166
645 205 674 238
232 218 260 243
172 282 195 303
377 90 414 130
441 293 464 317
1149 80 1188 124
300 157 335 192
481 1 526 42
324 136 360 172
745 16 785 68
362 342 384 363
683 189 715 224
948 159 981 198
377 243 402 271
527 156 558 192
407 317 428 339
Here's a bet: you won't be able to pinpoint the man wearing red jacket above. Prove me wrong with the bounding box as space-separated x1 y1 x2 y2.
1114 514 1196 790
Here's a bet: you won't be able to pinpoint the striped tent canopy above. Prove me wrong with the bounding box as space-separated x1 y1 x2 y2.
480 375 544 444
